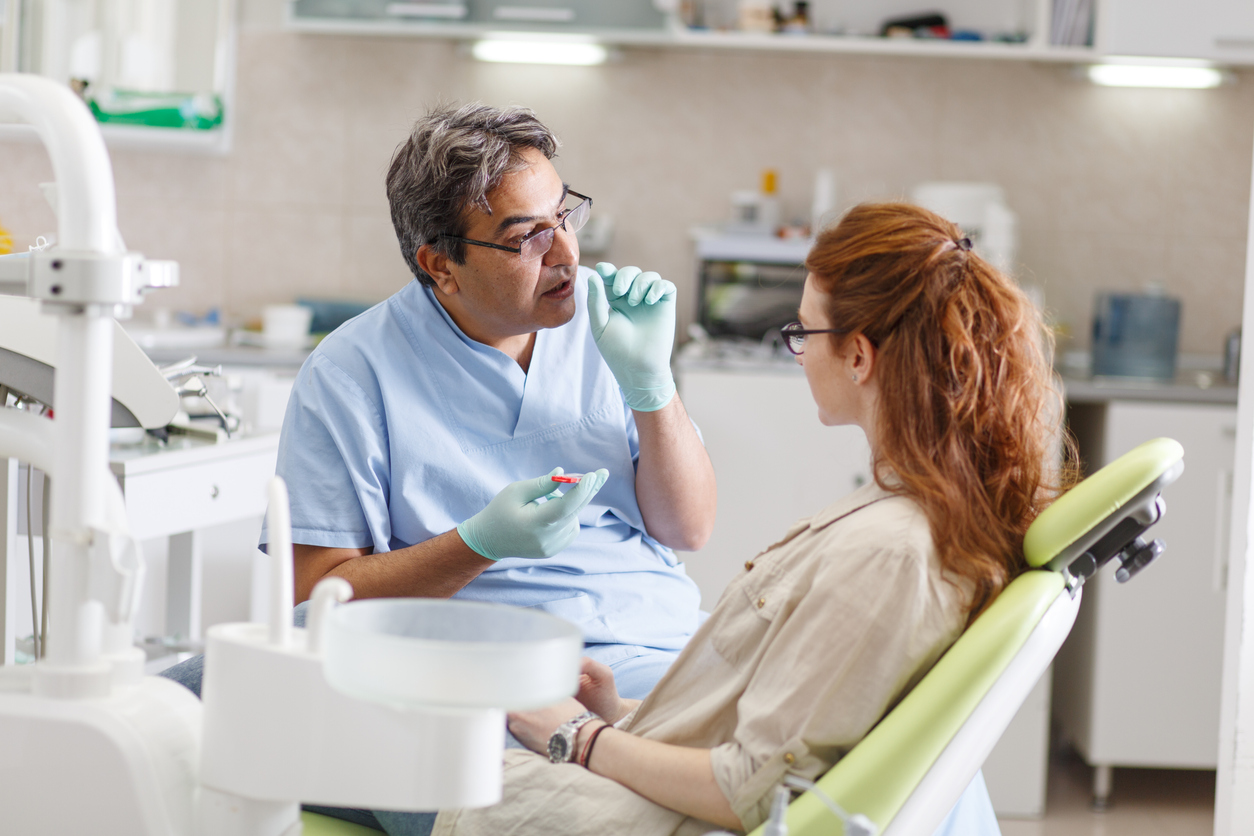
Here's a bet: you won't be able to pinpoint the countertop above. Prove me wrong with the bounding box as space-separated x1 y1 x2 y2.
677 341 1239 405
1060 372 1238 405
143 344 313 369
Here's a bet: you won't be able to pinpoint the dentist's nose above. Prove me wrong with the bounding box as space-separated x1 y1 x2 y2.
545 223 579 266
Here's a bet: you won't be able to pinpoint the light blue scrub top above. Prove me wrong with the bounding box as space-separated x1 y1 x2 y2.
263 268 702 660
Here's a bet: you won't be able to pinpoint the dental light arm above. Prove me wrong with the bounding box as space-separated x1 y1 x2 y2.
0 74 166 691
0 78 120 254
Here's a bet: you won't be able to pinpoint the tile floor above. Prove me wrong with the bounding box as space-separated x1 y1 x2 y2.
998 751 1215 836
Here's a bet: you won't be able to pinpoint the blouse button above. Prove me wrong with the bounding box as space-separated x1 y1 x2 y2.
757 597 766 609
783 753 796 765
745 560 755 571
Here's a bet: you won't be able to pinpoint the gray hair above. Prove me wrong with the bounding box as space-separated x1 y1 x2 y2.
386 103 560 285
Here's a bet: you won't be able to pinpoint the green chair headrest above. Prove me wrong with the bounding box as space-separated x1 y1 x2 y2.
1023 437 1184 570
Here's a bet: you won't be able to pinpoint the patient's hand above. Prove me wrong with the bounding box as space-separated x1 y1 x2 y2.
508 697 587 755
577 657 635 723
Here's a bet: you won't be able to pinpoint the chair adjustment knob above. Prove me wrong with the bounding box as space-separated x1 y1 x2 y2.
1115 537 1165 583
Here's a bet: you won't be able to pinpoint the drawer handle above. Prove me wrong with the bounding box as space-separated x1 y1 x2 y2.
211 485 220 500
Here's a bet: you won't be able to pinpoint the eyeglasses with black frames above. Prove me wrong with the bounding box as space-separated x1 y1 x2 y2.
780 321 848 356
437 190 592 263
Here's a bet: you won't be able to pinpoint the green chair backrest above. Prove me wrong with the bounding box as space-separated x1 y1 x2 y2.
750 437 1184 836
301 810 382 835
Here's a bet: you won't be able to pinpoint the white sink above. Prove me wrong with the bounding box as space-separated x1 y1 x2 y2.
323 599 583 711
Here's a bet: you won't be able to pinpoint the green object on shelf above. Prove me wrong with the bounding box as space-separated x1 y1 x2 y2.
87 89 224 131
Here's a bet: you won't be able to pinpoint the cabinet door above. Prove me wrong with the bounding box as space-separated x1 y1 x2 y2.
1082 402 1235 767
1213 0 1254 61
677 369 871 608
1098 0 1254 63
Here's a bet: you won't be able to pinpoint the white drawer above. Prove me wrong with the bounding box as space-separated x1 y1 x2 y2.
119 449 277 540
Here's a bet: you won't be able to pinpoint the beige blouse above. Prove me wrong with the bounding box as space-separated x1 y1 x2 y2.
433 482 970 836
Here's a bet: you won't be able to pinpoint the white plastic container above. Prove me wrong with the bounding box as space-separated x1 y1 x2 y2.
262 304 312 348
323 599 584 710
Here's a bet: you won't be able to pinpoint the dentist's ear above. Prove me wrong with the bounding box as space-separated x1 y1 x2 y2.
417 244 459 295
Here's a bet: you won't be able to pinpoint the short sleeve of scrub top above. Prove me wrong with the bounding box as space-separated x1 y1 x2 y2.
272 351 388 550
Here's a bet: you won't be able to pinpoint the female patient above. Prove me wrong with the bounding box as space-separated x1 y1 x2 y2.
383 202 1068 836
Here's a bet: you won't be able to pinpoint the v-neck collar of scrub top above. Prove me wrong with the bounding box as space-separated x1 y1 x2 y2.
395 274 596 449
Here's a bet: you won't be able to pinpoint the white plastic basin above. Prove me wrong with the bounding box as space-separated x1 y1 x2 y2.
322 599 583 711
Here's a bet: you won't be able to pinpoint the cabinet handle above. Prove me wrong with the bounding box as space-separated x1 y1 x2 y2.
1216 38 1254 50
1215 468 1234 593
210 485 220 500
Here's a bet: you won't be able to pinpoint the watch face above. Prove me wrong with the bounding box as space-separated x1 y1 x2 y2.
548 734 570 763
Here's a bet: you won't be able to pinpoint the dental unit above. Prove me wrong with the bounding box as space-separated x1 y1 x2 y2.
0 73 582 836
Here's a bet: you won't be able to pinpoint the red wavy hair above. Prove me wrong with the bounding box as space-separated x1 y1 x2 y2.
805 202 1075 621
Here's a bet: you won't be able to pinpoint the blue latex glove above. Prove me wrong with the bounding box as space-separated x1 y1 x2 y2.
587 262 677 412
457 468 610 561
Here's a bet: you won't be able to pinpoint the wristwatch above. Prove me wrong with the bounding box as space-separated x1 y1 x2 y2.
548 711 598 763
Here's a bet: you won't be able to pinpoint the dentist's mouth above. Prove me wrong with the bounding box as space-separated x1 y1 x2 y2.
542 279 573 299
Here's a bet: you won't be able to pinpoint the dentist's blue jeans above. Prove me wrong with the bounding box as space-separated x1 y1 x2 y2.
160 602 1000 836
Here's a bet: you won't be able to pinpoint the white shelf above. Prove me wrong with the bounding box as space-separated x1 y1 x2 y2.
692 231 814 264
0 121 231 155
667 29 1095 63
286 12 1100 63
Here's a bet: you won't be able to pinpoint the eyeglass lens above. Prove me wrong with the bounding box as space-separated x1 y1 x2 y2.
519 196 592 262
782 322 806 355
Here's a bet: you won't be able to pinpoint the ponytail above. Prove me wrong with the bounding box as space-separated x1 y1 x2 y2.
806 203 1075 621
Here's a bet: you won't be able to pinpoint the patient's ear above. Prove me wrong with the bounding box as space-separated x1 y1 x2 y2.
849 333 878 383
417 244 459 296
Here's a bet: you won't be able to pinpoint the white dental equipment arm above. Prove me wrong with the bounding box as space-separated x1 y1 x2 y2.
0 74 142 693
0 75 122 254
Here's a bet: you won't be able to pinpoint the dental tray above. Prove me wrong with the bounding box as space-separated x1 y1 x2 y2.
322 599 582 711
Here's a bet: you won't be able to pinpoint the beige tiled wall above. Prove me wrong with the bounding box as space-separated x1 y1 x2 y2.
2 0 1252 352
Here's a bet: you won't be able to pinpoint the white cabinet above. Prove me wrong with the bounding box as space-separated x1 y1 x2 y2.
677 365 871 607
285 0 1254 64
1054 400 1236 803
7 0 238 152
288 0 1094 62
1097 0 1254 63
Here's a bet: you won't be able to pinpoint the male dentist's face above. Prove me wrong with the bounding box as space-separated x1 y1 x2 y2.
441 147 580 345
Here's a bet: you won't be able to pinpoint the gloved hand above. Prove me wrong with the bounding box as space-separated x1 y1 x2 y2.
587 262 677 412
457 468 610 561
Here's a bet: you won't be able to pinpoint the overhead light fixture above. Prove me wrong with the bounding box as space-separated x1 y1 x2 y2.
471 34 608 66
1087 58 1226 89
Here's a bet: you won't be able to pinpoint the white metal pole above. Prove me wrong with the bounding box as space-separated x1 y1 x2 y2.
1214 116 1254 836
267 478 294 649
43 310 113 669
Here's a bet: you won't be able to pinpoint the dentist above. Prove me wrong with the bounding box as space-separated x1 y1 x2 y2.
272 102 716 698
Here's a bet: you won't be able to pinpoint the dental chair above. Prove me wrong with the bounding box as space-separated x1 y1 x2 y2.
755 435 1184 836
302 436 1184 836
